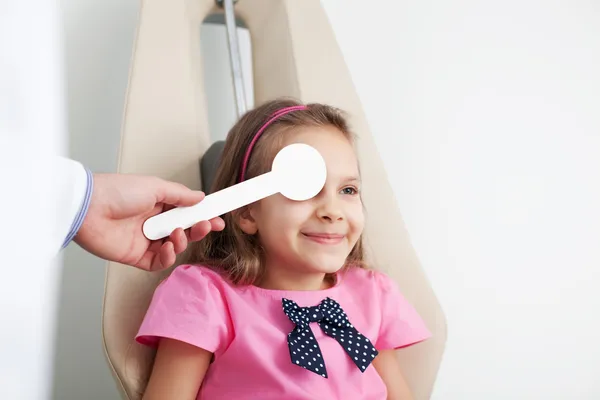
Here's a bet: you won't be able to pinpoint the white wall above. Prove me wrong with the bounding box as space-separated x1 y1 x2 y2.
323 0 600 399
54 0 600 399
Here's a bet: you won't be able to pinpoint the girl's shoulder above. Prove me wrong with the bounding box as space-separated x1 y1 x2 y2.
157 263 232 294
168 263 226 280
338 266 401 294
137 264 235 351
340 267 432 349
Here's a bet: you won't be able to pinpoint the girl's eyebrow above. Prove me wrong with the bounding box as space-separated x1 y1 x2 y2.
341 176 361 184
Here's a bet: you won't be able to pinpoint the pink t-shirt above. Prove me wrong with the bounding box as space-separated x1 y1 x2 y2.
136 264 431 399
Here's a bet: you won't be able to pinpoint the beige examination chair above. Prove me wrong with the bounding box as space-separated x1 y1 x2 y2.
102 0 447 399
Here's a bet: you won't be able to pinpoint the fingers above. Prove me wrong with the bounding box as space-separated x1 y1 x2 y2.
153 178 205 208
141 218 226 271
155 241 176 271
209 216 226 232
186 217 225 242
169 228 188 255
134 241 173 271
150 229 188 270
146 241 179 271
187 220 212 242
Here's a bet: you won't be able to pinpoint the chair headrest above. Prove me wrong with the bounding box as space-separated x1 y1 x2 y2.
200 140 226 194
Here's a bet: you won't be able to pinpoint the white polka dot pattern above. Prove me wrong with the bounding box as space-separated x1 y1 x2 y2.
282 297 379 378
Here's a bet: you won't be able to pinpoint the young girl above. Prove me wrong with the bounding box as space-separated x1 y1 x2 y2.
135 99 431 399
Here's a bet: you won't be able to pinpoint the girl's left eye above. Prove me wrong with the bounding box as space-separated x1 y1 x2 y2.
340 186 358 195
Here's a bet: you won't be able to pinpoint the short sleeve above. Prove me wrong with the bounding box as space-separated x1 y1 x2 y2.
374 272 432 350
135 265 232 354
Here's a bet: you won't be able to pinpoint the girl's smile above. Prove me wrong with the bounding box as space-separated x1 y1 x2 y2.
301 232 346 245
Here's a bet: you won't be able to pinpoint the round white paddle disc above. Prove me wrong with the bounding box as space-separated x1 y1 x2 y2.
142 143 327 241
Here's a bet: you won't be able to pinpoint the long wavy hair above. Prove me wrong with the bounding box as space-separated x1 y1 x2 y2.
184 98 366 285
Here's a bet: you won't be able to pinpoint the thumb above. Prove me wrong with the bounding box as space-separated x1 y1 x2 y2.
153 178 206 207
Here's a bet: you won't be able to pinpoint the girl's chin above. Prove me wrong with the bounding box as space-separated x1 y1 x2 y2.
301 260 346 275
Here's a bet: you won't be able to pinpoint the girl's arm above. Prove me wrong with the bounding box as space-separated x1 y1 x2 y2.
373 349 414 400
142 338 212 400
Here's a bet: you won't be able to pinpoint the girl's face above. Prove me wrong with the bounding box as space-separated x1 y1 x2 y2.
238 126 364 282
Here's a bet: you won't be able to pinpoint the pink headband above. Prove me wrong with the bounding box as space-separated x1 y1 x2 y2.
238 105 307 182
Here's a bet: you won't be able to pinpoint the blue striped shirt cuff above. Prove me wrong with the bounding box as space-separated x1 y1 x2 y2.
62 167 94 249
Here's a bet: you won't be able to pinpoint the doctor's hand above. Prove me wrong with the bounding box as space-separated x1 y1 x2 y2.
74 173 225 271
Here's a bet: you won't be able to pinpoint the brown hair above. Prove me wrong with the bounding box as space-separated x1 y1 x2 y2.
185 98 366 285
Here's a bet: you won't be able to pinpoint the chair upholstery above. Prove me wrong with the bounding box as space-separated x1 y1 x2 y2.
102 1 447 399
200 141 226 194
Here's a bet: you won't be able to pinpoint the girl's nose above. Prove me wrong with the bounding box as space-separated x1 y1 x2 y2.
316 194 344 222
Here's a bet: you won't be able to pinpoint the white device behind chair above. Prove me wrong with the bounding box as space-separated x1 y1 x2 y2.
143 143 327 240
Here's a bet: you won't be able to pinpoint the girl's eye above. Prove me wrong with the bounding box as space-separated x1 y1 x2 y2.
340 186 359 195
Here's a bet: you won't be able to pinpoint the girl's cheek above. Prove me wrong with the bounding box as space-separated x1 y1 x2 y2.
350 204 365 224
276 202 311 219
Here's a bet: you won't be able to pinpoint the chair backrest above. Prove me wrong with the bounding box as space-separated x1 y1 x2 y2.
200 141 226 194
102 1 447 399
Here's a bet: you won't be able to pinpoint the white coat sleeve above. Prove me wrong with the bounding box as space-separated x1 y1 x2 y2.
52 156 94 252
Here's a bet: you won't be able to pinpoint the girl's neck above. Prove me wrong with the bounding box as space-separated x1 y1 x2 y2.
257 268 335 291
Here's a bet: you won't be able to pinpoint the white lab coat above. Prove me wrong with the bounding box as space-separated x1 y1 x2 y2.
0 2 86 399
0 156 89 400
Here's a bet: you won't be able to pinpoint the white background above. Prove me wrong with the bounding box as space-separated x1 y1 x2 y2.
2 0 599 399
322 1 600 399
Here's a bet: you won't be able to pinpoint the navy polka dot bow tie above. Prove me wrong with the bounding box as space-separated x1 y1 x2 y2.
282 297 379 378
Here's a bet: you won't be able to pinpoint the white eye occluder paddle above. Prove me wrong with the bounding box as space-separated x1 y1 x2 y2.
142 143 327 241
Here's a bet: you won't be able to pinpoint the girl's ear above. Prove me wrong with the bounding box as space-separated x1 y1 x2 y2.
236 206 258 235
